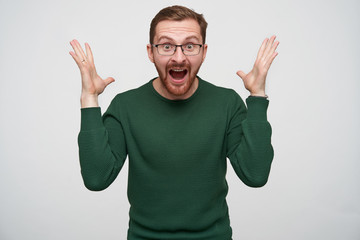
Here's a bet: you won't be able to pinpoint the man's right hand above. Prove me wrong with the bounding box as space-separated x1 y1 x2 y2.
69 39 115 108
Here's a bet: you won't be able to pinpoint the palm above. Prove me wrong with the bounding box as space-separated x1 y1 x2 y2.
81 62 108 95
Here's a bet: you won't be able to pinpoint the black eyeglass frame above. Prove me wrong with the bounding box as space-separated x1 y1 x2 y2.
152 44 203 56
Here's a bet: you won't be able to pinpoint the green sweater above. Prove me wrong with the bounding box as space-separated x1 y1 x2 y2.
78 77 274 240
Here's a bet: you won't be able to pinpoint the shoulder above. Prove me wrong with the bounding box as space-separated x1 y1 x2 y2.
197 78 247 120
112 80 152 103
105 80 152 115
199 77 244 105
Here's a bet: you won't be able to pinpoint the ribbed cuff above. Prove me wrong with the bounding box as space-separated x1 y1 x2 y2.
246 96 269 121
80 107 103 131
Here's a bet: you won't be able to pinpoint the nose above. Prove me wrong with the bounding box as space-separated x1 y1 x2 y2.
171 46 186 63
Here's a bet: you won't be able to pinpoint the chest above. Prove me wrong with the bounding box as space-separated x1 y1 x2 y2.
123 102 228 168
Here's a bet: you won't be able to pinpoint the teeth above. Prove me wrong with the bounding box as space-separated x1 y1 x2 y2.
172 69 185 72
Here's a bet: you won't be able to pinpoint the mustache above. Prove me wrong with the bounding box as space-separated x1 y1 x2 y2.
167 63 189 69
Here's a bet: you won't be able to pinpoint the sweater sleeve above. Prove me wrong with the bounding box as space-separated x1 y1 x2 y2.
226 92 274 187
77 100 127 191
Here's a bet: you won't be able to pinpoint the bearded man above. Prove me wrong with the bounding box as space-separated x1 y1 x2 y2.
70 5 279 240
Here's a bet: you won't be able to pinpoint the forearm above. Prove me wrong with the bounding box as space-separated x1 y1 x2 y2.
228 97 274 187
78 107 125 191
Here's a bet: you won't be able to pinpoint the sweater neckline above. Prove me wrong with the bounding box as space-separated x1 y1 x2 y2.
148 76 203 103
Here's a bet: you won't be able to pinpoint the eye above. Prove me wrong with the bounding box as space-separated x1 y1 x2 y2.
185 44 194 50
162 44 173 51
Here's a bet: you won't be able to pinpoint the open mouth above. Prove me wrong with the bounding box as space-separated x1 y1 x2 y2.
169 69 188 81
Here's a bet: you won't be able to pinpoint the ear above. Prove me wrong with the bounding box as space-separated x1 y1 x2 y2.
201 44 208 63
147 44 154 63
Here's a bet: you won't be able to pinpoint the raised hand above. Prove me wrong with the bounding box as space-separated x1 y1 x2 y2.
237 35 279 97
69 39 115 107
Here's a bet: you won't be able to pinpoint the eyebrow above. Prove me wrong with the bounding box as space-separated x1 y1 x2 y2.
157 35 201 43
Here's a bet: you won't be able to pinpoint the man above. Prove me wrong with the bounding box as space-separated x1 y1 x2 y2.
70 5 278 240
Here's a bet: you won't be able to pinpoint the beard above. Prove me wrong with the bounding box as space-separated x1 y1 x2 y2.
154 61 200 97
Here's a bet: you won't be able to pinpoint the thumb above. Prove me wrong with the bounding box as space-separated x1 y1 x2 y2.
104 77 115 86
236 70 246 80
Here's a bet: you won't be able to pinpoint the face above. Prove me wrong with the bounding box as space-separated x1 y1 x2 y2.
147 19 207 100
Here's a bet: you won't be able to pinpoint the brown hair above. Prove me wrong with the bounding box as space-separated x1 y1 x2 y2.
149 5 208 44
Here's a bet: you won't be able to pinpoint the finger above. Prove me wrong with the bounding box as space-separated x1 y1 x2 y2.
265 52 278 69
69 50 83 68
256 38 269 61
236 70 246 80
104 77 115 86
69 40 87 66
70 39 87 62
85 43 94 64
74 39 87 60
69 41 81 64
263 35 276 59
264 41 279 63
70 40 84 63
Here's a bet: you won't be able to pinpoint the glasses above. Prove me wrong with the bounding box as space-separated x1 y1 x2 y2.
152 43 203 56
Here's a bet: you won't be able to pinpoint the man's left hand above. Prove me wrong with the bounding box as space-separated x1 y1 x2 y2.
237 35 279 97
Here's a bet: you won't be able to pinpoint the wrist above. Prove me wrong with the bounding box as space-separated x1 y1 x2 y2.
250 91 267 98
250 94 268 98
249 87 266 96
80 93 99 108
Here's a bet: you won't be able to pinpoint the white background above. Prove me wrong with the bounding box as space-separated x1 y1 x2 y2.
0 0 359 239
